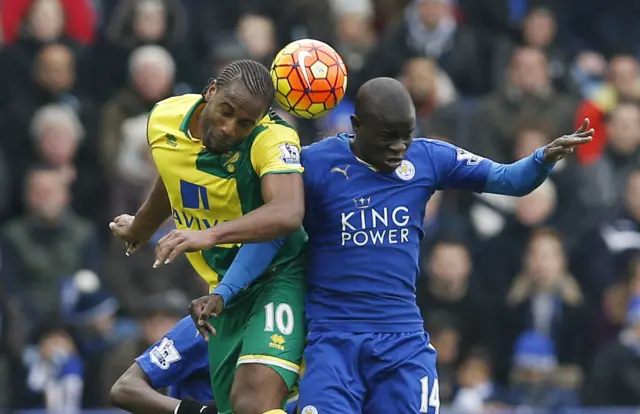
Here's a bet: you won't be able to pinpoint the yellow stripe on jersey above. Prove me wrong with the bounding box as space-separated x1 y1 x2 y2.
147 94 305 288
236 354 301 374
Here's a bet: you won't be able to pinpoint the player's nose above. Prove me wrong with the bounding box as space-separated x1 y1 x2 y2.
389 140 408 153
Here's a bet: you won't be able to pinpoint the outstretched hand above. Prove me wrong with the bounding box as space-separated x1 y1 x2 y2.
188 294 223 341
543 118 594 164
153 229 215 268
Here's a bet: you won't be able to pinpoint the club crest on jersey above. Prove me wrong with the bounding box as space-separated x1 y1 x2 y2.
395 160 415 181
301 406 319 414
278 143 301 166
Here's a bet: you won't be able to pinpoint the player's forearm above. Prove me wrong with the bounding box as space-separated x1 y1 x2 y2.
483 148 554 196
110 367 179 414
207 202 303 245
213 238 285 305
130 175 173 239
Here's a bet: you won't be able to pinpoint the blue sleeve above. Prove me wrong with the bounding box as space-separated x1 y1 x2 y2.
426 140 492 192
135 317 208 389
212 239 285 306
483 148 554 196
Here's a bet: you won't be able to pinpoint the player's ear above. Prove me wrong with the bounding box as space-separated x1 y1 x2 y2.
203 80 217 102
350 115 360 133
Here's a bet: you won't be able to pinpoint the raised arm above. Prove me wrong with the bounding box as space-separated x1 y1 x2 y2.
434 119 594 197
484 119 594 196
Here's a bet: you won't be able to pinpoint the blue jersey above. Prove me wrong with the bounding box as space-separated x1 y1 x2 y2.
136 316 212 402
301 134 491 333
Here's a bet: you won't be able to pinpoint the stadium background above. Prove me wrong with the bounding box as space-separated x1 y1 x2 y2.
2 0 640 412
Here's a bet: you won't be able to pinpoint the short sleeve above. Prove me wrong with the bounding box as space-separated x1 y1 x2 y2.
250 126 304 177
426 140 492 192
135 317 208 389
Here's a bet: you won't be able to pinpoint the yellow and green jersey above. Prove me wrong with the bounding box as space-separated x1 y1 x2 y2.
147 94 307 289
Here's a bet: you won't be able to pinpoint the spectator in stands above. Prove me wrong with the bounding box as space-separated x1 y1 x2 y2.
23 321 84 414
470 47 577 162
477 181 559 297
63 270 136 408
574 170 640 302
30 104 84 185
6 42 83 148
354 0 483 97
99 45 174 176
490 331 579 409
398 57 460 139
583 296 640 406
93 0 190 101
425 311 461 403
582 103 640 215
492 8 570 93
328 0 377 73
504 228 587 386
452 349 497 414
0 167 101 343
569 51 608 100
0 0 95 46
29 103 104 225
575 55 640 165
0 0 88 104
236 14 277 68
417 239 498 356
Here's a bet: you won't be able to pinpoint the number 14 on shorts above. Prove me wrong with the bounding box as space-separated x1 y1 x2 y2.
420 376 440 414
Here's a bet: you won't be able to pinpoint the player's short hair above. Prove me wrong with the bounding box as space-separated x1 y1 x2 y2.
30 104 85 142
128 45 175 78
204 60 275 111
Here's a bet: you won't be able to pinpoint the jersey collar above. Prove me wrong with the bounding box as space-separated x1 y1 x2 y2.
179 97 205 138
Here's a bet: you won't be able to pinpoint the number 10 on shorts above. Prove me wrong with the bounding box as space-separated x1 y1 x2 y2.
420 376 440 414
264 302 294 335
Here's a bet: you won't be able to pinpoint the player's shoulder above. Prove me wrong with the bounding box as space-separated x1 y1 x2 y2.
252 110 301 146
149 94 202 125
147 94 202 146
409 137 457 153
301 134 350 164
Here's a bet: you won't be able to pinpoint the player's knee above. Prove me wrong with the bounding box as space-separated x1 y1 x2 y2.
231 365 287 414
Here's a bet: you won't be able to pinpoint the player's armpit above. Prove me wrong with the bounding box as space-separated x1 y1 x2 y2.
206 172 304 245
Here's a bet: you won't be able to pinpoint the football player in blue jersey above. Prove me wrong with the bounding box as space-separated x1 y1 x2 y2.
294 77 593 413
110 315 300 414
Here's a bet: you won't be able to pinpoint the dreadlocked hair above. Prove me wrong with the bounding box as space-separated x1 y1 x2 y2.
202 60 275 111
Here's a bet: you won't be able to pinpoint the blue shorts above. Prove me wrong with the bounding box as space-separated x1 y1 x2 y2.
298 331 439 414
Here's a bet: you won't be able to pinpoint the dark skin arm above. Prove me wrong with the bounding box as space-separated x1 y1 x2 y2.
109 363 180 414
153 173 304 267
110 175 173 254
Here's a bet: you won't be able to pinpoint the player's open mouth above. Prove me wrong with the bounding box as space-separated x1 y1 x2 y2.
386 157 403 167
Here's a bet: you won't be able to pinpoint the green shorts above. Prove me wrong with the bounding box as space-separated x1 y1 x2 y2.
207 268 306 414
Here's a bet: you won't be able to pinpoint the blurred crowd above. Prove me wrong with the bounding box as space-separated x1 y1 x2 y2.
2 0 640 412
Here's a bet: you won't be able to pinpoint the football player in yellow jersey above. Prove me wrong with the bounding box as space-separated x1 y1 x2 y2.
109 60 306 414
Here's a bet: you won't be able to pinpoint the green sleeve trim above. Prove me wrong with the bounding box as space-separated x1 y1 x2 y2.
261 169 303 177
146 102 160 146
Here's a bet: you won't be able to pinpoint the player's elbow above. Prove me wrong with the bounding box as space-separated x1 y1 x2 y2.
109 375 129 408
109 366 140 409
274 201 304 234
